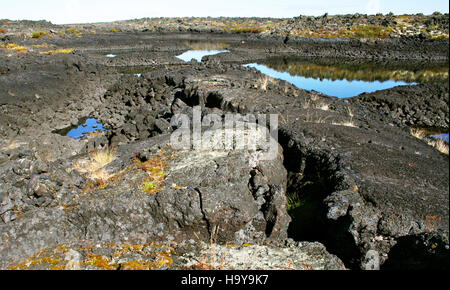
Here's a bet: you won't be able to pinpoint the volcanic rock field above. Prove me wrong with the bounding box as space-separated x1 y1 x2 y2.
0 14 448 270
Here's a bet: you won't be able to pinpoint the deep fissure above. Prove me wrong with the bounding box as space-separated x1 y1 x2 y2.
381 234 450 270
278 129 362 269
278 129 450 270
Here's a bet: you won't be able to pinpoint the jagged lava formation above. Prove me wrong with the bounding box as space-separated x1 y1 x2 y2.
0 14 448 270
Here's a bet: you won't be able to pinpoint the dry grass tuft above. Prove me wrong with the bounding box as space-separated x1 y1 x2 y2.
304 112 331 124
92 147 116 167
260 76 269 91
70 147 116 186
348 107 354 118
331 120 357 127
310 95 320 101
318 103 330 111
258 75 275 91
303 100 330 111
431 139 449 155
302 100 312 109
410 128 426 139
332 107 356 127
410 128 449 155
304 107 356 127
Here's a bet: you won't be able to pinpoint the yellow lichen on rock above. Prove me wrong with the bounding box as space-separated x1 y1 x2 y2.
8 242 176 270
41 48 74 55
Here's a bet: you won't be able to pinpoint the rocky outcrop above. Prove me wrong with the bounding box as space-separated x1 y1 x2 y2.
0 129 292 268
180 242 346 270
350 83 449 130
5 239 346 270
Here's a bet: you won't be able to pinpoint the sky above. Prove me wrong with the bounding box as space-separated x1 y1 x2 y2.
0 0 448 24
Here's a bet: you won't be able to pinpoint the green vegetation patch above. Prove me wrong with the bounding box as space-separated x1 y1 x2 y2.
228 24 271 34
133 150 173 194
347 25 393 39
31 30 48 39
294 25 394 39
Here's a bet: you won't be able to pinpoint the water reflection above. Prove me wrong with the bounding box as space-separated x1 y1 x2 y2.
245 63 414 98
244 57 448 98
175 50 229 62
262 57 449 83
57 118 106 140
430 133 449 142
182 40 228 51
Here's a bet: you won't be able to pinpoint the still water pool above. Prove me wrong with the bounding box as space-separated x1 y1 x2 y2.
175 50 229 62
244 63 414 99
65 118 106 139
430 133 449 142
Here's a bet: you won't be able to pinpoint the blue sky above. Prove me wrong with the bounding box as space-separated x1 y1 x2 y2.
0 0 448 24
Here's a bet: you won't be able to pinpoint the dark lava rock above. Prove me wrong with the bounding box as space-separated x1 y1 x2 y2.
0 130 291 268
277 116 448 270
0 24 448 270
350 83 449 130
142 64 448 269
